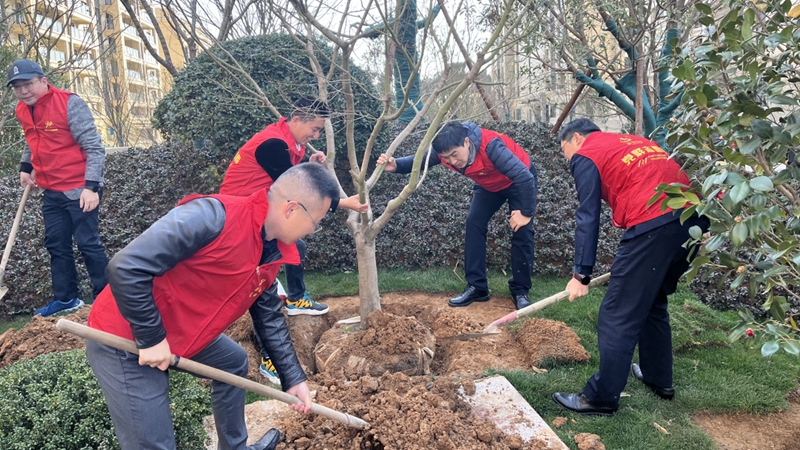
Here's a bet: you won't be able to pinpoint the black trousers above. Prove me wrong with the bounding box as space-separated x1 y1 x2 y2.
582 214 708 408
464 167 538 295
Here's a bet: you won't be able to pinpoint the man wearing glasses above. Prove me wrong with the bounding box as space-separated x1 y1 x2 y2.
87 164 338 450
7 59 107 317
219 96 367 385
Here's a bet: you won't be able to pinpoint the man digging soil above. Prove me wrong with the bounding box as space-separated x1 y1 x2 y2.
85 164 339 450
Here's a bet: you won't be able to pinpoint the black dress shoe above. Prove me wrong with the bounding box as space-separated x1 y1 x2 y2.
513 294 532 310
247 428 281 450
448 286 490 307
552 392 616 416
630 363 675 400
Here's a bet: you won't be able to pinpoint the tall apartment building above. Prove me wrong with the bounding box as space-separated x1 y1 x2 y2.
7 0 177 146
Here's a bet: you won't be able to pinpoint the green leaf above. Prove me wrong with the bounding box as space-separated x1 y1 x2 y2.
731 222 748 247
667 197 689 209
761 341 780 356
749 176 774 192
736 137 761 155
782 341 800 356
705 234 726 252
751 119 774 138
742 9 755 41
729 182 751 204
689 225 703 240
695 3 713 15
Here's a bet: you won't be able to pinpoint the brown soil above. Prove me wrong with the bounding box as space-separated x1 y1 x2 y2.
2 292 799 449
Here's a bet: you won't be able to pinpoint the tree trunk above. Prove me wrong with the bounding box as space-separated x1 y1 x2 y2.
355 229 380 324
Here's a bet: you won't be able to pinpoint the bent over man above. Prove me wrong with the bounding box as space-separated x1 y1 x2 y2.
86 163 340 450
552 119 709 415
378 121 538 310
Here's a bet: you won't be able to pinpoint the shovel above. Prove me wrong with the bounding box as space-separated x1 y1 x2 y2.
0 185 32 300
56 319 369 430
439 273 611 341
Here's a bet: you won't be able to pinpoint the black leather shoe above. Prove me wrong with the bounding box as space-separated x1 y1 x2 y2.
448 286 490 307
513 294 532 310
630 363 675 400
552 392 616 416
247 428 281 450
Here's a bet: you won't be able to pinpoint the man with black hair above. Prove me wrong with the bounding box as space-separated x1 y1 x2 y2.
220 96 368 384
378 121 538 310
86 163 341 450
8 58 108 317
552 118 709 416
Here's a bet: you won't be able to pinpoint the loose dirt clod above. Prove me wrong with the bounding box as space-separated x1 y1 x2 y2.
0 307 89 369
574 433 605 450
515 318 590 366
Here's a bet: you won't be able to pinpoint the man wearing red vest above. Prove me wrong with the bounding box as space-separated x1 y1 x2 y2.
378 121 538 310
86 163 340 450
220 96 367 385
8 59 107 317
552 119 709 416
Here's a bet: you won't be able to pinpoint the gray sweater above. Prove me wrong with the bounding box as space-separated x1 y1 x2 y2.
20 92 105 200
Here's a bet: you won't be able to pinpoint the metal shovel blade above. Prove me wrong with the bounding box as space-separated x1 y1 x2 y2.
0 285 7 300
438 331 501 341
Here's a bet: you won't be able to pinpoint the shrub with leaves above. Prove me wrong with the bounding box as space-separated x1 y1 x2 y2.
664 0 800 356
0 349 210 449
151 33 381 159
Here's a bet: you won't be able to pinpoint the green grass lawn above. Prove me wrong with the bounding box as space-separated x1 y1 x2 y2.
3 269 797 450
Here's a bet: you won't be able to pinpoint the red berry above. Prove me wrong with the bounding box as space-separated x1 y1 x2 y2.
746 328 754 337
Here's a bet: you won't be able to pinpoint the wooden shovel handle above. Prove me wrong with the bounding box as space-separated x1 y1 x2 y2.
0 185 32 276
56 319 369 430
483 273 611 333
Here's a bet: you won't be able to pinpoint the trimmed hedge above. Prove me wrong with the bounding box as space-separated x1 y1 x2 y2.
0 349 210 449
1 122 758 314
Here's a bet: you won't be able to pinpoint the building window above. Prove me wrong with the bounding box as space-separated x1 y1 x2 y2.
18 34 26 48
105 14 114 29
107 37 116 52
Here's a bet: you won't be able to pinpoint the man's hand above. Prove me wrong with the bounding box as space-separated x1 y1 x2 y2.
566 277 589 302
509 210 532 232
138 338 173 371
309 152 326 164
339 194 369 213
287 381 312 414
80 189 100 212
20 172 36 188
376 154 397 172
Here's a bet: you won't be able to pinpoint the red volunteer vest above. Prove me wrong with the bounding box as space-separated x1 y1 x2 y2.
16 85 86 192
87 191 300 358
577 132 690 229
439 128 531 192
219 117 305 196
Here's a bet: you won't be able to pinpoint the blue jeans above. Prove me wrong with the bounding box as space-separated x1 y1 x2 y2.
42 189 108 300
86 335 250 450
284 238 306 300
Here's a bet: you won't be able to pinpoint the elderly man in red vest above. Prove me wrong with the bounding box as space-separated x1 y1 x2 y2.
86 163 340 450
8 59 108 317
552 119 709 416
378 121 539 311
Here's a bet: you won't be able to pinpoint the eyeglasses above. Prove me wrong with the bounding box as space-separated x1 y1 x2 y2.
294 201 322 234
10 79 41 92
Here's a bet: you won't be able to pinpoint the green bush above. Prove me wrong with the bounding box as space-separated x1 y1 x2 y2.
0 349 211 449
152 33 382 159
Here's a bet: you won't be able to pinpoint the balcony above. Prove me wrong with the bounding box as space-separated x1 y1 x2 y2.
127 69 143 81
76 3 91 16
36 15 63 34
146 75 159 85
48 49 66 63
122 27 139 39
75 57 95 69
143 52 156 64
123 46 140 59
71 27 92 42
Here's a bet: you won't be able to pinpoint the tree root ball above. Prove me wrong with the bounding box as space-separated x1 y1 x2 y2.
314 310 435 379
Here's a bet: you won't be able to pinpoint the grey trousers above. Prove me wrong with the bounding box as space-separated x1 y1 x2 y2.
86 335 249 450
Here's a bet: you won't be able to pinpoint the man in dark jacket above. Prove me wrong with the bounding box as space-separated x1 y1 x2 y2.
552 118 709 416
378 121 538 310
9 59 107 316
86 163 340 450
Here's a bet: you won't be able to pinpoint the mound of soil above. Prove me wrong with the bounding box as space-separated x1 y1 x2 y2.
516 318 591 366
0 307 90 369
275 371 541 450
314 310 436 379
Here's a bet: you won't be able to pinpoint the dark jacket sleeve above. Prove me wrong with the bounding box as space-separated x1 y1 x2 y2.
570 154 602 276
249 282 308 390
254 138 293 181
484 138 536 217
392 148 441 174
106 197 226 349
